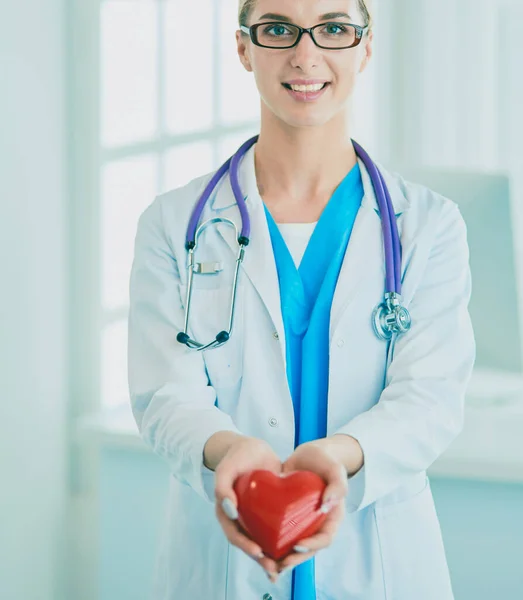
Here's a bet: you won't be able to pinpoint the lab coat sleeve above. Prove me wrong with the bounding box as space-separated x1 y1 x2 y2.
334 203 476 512
128 196 242 504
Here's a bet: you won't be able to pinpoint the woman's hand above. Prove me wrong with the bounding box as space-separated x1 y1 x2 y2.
274 435 363 577
210 434 282 581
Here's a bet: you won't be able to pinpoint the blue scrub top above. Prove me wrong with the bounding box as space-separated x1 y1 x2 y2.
264 162 364 600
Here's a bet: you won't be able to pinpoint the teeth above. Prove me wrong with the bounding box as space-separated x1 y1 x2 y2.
289 83 325 92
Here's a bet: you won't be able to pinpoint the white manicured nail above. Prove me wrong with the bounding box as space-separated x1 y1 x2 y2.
221 498 239 520
293 545 310 553
320 497 339 513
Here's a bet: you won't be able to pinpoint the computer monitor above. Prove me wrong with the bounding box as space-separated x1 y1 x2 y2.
392 166 521 374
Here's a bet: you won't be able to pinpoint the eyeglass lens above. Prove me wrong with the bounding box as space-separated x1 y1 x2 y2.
256 22 358 48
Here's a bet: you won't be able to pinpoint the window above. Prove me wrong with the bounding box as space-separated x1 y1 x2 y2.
72 0 378 412
98 0 260 409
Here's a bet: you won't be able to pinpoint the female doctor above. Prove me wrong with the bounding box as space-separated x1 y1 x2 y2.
128 0 476 599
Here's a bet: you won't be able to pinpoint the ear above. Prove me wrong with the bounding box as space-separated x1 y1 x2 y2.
358 31 373 74
236 30 253 73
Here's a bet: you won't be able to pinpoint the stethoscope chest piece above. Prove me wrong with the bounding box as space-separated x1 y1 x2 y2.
178 135 413 350
372 292 412 341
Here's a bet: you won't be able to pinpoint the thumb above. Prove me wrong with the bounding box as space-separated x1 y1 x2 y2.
214 466 240 520
320 465 349 511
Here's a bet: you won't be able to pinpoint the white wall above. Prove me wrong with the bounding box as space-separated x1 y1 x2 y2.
0 1 68 599
383 0 523 171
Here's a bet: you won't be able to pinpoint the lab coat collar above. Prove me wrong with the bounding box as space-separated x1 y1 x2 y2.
209 142 411 216
207 141 411 351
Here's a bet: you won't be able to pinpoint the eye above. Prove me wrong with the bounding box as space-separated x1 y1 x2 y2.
264 23 292 37
323 22 347 35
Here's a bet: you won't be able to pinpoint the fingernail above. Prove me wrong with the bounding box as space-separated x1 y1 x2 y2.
320 501 334 514
253 550 265 559
320 497 339 513
221 498 239 520
293 545 310 553
266 570 278 583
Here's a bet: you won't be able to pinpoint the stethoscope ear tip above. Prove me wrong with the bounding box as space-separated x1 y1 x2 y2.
216 331 230 344
177 332 190 345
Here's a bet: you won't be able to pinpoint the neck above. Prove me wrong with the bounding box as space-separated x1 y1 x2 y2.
254 110 357 203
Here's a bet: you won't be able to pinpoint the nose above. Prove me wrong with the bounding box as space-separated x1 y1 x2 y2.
290 30 322 71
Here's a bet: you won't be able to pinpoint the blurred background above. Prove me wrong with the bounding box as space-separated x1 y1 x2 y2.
1 0 523 598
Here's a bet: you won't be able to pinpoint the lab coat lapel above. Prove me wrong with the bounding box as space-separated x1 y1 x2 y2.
330 158 411 339
209 146 286 343
208 146 411 347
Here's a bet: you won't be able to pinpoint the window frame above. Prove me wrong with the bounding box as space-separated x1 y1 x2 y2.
70 0 261 421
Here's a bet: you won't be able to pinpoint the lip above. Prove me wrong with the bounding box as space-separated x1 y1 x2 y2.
283 79 330 85
282 81 330 102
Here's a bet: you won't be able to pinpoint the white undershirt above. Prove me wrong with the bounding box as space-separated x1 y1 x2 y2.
276 222 318 268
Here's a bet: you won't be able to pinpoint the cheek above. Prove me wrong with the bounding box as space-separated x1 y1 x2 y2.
332 60 361 91
251 57 283 92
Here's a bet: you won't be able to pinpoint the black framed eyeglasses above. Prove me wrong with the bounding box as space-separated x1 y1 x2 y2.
240 21 369 50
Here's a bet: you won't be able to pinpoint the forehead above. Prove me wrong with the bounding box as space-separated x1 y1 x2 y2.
251 0 361 22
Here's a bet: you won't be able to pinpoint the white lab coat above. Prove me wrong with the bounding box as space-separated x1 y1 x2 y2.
128 144 476 600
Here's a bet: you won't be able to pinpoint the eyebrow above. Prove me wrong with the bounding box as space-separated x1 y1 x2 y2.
258 12 353 22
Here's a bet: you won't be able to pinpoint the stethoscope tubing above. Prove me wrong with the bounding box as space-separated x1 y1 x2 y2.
180 135 411 348
351 139 400 294
186 135 402 295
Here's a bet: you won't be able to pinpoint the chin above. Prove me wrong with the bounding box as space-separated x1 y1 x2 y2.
279 110 335 129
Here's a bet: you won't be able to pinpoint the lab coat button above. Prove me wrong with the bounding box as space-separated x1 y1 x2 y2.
273 331 279 340
268 417 278 427
337 338 345 347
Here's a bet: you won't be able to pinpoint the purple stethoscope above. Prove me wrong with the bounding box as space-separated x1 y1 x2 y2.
176 134 411 352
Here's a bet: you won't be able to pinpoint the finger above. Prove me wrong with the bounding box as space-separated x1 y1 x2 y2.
283 455 348 506
215 503 264 559
214 464 238 508
257 555 279 576
293 530 334 552
320 464 349 506
278 549 317 572
319 499 345 530
291 503 345 553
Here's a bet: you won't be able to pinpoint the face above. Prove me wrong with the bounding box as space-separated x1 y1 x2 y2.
236 0 373 129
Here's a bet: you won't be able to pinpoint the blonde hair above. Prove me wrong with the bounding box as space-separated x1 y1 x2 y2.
238 0 374 30
238 0 257 26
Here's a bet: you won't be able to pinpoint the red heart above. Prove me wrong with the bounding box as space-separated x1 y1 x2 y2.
233 469 328 561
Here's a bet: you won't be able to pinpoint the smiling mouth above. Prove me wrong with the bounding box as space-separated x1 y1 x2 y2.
282 82 330 92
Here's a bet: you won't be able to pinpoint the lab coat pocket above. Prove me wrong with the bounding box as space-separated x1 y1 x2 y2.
178 282 244 389
374 477 453 600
